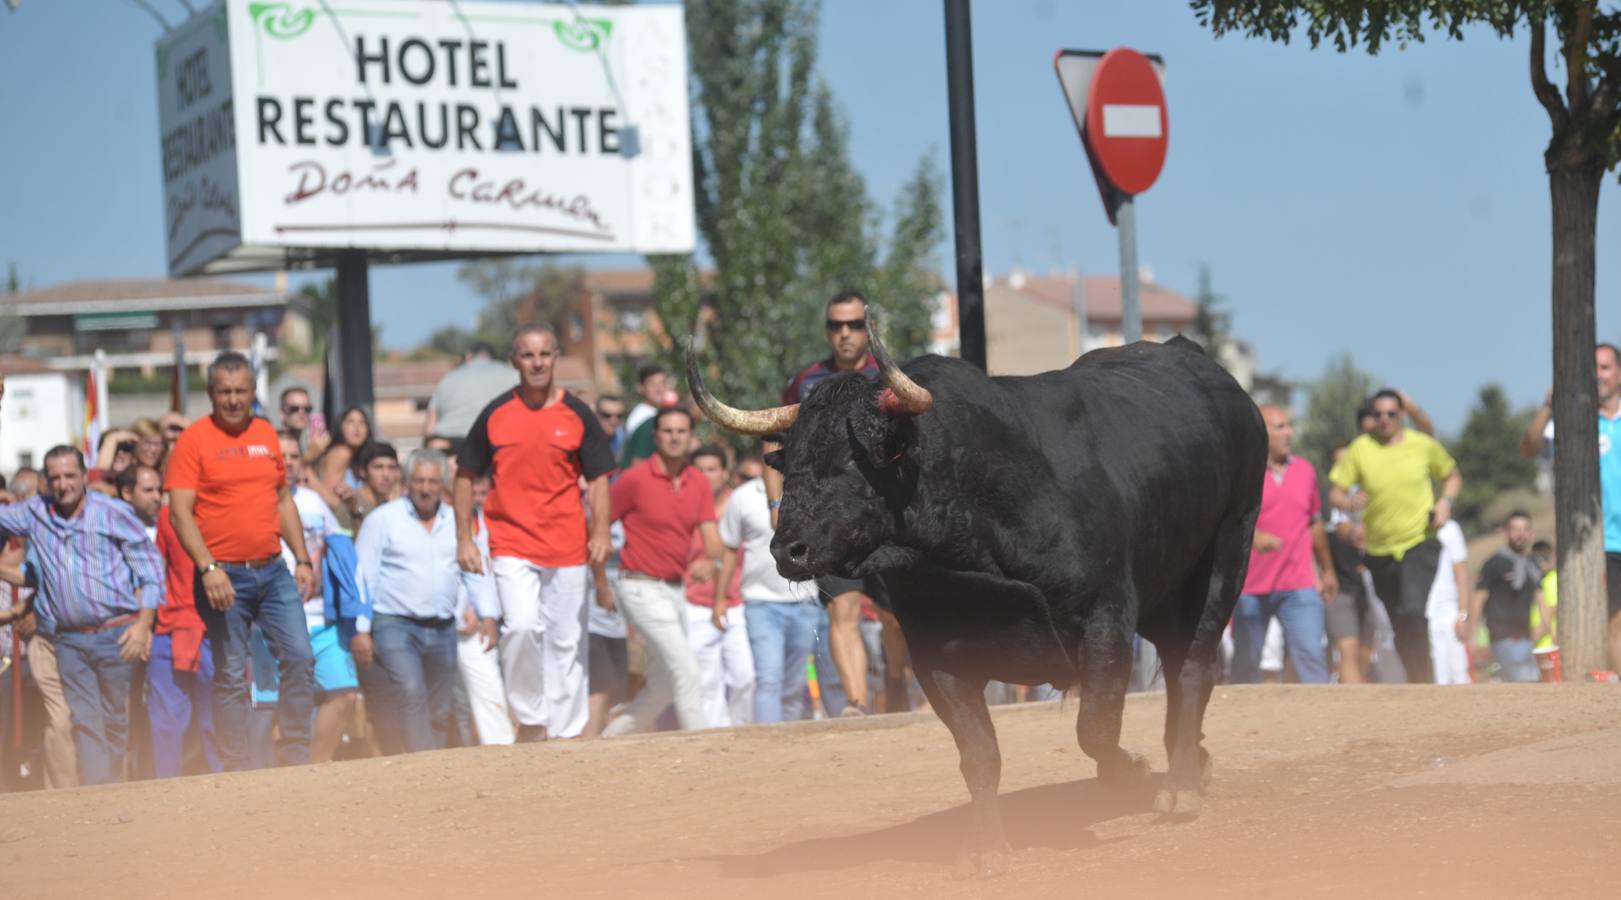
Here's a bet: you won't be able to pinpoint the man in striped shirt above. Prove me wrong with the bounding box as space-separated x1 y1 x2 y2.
0 445 164 784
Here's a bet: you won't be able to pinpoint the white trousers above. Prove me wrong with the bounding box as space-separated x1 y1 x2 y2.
604 578 705 735
457 629 514 745
1427 602 1471 685
685 604 755 728
493 558 589 739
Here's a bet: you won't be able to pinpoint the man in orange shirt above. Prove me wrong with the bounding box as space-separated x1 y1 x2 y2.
166 352 319 769
455 324 614 742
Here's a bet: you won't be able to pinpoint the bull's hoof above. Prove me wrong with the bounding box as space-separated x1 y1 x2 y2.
1097 751 1151 791
1201 748 1214 789
1152 787 1203 821
951 844 1014 880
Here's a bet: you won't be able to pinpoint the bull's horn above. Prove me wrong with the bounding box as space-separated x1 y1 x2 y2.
867 307 933 417
686 329 800 436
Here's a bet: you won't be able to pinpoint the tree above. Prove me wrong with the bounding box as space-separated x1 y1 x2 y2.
1296 353 1378 481
1190 264 1232 362
1192 0 1620 672
0 261 23 353
452 259 587 351
1451 384 1539 530
649 0 946 439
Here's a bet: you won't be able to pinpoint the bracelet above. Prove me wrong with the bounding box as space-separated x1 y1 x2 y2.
295 560 313 569
767 499 782 510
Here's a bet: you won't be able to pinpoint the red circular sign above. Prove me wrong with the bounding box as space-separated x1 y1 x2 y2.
1084 48 1169 196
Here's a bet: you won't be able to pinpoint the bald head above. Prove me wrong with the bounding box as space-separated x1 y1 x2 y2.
1259 404 1294 462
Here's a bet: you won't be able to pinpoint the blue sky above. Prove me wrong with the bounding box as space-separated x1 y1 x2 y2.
2 0 1616 433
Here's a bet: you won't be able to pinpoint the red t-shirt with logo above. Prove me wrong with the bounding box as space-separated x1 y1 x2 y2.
458 389 615 568
163 416 286 561
611 457 716 582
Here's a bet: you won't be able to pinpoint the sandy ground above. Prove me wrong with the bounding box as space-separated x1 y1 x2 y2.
1 684 1618 899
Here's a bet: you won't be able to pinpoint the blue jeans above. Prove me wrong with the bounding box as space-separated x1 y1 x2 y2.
370 615 458 753
54 623 140 785
145 633 221 778
196 564 315 770
1230 588 1330 684
743 600 819 723
1491 638 1540 683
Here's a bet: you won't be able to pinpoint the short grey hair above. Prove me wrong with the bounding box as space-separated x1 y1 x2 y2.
406 448 451 487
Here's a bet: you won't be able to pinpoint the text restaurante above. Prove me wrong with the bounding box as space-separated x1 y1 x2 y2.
254 36 620 155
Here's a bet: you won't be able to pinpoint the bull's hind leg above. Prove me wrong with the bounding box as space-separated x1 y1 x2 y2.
914 663 1010 879
1075 616 1149 790
1156 510 1253 820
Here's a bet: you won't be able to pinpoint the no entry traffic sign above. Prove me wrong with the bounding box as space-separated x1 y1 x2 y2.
1054 47 1169 201
1054 47 1169 346
1084 49 1168 195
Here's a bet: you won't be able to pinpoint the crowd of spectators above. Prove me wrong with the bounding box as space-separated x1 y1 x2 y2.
0 301 1613 790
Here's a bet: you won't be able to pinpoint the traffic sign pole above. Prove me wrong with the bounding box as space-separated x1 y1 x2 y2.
1115 195 1141 343
1055 47 1166 345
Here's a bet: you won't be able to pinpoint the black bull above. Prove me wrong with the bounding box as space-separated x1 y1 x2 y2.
691 331 1265 875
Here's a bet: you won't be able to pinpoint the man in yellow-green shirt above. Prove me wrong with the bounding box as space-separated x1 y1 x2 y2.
1329 389 1463 683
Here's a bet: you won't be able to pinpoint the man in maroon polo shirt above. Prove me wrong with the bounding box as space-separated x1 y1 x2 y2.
602 407 723 736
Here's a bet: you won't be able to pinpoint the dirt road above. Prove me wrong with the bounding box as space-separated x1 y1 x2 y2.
2 684 1617 899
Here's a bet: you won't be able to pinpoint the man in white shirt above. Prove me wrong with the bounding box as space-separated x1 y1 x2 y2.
355 448 498 753
1425 519 1472 684
716 465 816 723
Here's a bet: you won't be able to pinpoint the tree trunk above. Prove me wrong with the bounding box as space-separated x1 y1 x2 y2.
1546 161 1607 676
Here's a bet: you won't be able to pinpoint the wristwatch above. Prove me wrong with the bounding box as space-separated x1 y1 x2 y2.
201 562 221 575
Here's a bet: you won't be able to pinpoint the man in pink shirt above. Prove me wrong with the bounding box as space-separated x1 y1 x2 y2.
1231 405 1339 683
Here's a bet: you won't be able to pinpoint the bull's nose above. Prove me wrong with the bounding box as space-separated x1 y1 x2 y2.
771 541 813 579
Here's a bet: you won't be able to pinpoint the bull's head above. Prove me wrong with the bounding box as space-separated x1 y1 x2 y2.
687 309 933 581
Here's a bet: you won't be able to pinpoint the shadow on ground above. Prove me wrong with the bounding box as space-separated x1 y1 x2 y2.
708 776 1155 877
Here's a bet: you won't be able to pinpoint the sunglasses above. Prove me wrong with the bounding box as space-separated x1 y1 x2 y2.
283 404 313 414
598 411 623 420
826 318 867 333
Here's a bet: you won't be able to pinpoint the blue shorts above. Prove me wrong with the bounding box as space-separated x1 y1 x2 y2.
251 622 359 705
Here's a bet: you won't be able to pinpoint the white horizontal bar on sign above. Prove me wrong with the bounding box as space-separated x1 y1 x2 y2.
1101 104 1162 138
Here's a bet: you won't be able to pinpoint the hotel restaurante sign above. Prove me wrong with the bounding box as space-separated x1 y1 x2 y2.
156 0 695 276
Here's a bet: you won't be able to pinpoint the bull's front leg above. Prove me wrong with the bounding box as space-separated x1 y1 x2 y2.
915 662 1010 879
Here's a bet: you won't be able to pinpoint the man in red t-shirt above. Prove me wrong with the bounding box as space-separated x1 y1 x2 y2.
166 352 318 770
771 290 879 714
602 408 723 736
455 324 614 742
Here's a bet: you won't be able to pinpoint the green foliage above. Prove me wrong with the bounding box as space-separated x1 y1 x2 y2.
1191 264 1232 360
0 261 24 353
1297 353 1378 478
290 277 338 364
1449 383 1538 530
441 260 588 356
110 368 207 395
649 0 946 436
1190 1 1620 172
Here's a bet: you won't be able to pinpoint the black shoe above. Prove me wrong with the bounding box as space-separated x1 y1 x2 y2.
515 724 548 743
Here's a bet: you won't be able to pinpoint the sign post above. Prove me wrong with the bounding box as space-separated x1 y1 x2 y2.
154 1 698 410
1054 48 1168 344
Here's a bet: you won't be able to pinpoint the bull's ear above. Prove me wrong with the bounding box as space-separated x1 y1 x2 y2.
763 448 786 472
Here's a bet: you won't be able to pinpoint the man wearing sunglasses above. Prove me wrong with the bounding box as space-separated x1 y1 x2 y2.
775 291 882 715
1329 389 1462 683
279 387 314 444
